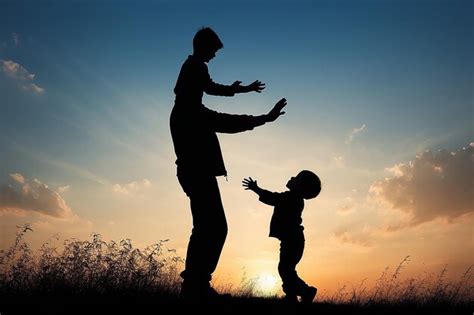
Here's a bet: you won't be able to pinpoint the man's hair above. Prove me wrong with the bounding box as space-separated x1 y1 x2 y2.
193 27 224 52
297 170 321 200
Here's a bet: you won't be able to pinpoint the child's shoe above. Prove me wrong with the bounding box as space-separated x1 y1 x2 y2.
282 294 298 304
300 286 317 304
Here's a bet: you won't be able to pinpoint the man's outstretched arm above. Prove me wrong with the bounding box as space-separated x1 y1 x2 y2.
204 98 287 134
231 80 265 94
205 79 265 96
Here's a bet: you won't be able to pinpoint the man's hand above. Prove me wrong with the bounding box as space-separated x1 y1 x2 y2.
242 177 258 191
232 80 265 93
247 80 265 93
266 98 287 122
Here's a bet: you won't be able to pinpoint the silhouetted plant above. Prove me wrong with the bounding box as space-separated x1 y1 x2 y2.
0 225 472 309
0 224 183 297
318 255 473 308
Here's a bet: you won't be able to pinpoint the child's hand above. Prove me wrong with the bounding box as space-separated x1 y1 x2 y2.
266 98 287 122
242 177 258 191
247 80 265 93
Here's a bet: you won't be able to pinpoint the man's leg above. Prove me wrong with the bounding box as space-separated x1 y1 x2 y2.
178 175 228 300
204 180 228 275
186 177 227 278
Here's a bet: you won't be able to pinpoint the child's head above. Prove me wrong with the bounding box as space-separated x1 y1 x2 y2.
193 27 224 62
286 170 321 200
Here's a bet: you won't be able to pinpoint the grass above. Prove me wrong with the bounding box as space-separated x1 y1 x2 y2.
0 224 472 314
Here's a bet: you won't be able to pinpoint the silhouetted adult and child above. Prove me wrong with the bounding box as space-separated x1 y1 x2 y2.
170 27 320 303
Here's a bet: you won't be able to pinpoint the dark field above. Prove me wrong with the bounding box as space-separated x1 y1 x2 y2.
1 225 472 314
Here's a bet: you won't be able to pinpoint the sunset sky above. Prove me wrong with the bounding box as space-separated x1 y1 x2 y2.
1 0 472 294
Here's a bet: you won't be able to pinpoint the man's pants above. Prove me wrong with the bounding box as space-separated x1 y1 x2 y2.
177 173 228 286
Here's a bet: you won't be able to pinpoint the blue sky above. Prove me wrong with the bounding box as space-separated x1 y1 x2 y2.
1 1 472 176
1 0 473 291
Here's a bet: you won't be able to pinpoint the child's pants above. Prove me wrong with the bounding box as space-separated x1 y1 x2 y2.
278 231 310 296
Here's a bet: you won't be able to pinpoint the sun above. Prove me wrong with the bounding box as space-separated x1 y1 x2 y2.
256 273 278 294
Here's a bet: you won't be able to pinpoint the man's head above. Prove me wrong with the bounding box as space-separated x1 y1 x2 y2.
286 170 321 200
193 27 224 62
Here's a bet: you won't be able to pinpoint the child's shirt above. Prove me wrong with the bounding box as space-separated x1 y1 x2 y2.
258 190 304 240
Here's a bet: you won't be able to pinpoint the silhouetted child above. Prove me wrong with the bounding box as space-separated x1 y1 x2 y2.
242 170 321 303
170 27 287 303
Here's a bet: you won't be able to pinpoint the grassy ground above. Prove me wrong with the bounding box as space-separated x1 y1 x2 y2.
1 293 470 315
1 225 472 314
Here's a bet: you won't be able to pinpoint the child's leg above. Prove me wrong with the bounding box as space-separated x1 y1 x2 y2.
278 232 309 297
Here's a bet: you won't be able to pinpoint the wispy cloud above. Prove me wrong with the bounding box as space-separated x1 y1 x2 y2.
1 59 44 94
346 124 366 144
25 83 44 94
333 225 374 248
57 185 70 193
2 136 110 186
2 60 34 80
370 142 474 228
333 156 345 168
9 173 25 184
112 179 152 196
0 173 73 218
12 32 19 46
337 193 357 215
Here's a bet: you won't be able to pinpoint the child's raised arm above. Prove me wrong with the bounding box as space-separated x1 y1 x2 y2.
243 177 269 198
242 177 282 206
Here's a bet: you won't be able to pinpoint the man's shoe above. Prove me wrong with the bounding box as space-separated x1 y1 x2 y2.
301 286 317 304
179 290 200 304
179 280 206 304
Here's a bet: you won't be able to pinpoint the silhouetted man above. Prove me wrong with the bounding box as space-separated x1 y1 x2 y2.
170 27 287 302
